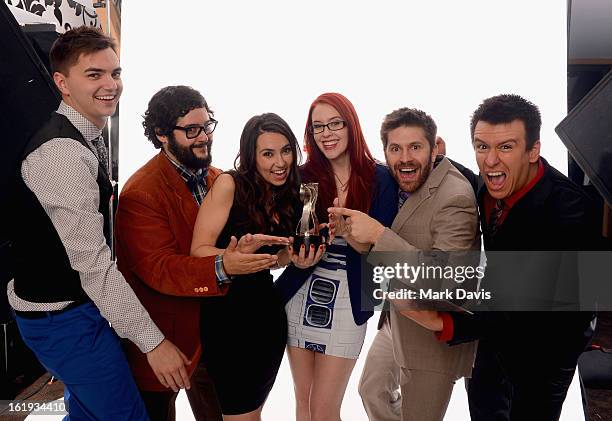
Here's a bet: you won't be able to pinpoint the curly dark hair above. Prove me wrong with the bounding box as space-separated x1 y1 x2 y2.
231 113 302 236
380 107 437 150
50 26 116 75
470 94 541 150
142 85 212 149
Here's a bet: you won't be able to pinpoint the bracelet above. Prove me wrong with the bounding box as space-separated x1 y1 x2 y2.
215 254 232 285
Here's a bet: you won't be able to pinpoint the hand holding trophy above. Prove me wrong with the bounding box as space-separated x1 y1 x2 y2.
288 183 326 267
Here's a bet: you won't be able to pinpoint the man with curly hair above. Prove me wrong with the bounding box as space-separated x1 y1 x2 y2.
114 85 283 421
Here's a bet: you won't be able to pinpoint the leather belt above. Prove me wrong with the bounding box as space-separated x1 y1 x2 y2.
14 301 88 320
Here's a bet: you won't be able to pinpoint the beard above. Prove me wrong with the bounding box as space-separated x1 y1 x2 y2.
395 160 432 193
167 134 212 170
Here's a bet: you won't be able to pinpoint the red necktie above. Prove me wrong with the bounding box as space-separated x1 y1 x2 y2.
488 199 505 237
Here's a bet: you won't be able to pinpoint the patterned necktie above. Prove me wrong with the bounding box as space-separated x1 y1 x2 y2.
187 171 207 193
488 199 505 237
92 135 109 174
398 190 411 210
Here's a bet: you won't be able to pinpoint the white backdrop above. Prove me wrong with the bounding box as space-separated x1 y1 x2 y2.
119 1 569 185
117 2 579 420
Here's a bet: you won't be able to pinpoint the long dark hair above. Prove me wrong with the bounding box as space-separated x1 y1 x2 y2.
232 113 301 235
301 93 376 222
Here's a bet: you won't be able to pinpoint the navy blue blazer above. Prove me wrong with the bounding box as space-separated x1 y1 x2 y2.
275 163 398 325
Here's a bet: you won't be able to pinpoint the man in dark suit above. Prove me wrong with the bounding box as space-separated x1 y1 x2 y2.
403 94 598 421
114 86 282 421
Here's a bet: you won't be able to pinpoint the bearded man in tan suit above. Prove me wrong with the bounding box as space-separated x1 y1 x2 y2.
329 107 479 421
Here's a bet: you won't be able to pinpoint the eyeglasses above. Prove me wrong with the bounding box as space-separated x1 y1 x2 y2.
309 120 347 134
173 118 218 139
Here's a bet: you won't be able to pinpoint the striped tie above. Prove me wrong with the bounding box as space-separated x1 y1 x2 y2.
488 199 505 237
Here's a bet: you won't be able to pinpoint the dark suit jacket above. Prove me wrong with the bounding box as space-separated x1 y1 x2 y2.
447 157 480 194
449 157 597 367
115 153 227 391
274 163 398 325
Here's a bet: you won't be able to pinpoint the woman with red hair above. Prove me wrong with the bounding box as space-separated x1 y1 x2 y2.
276 93 398 420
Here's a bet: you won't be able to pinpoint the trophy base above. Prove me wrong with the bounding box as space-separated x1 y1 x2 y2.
293 234 322 254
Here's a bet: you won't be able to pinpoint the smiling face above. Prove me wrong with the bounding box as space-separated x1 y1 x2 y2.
255 132 293 186
157 107 213 171
384 125 437 193
472 119 540 199
53 47 122 129
311 103 349 162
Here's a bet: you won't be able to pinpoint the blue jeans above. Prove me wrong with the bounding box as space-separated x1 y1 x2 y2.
15 302 149 421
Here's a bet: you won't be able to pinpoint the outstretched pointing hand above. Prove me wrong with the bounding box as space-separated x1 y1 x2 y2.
327 206 385 245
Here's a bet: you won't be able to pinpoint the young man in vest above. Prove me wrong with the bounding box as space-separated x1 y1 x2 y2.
7 26 192 420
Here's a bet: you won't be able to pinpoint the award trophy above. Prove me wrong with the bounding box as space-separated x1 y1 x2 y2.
294 183 323 253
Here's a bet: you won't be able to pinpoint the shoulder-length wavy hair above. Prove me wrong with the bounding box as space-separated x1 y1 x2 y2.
301 92 376 222
232 113 301 235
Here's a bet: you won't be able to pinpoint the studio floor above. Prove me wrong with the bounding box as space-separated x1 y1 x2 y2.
23 315 586 421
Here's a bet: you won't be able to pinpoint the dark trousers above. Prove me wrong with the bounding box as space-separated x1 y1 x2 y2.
140 390 177 421
468 341 577 421
140 361 222 421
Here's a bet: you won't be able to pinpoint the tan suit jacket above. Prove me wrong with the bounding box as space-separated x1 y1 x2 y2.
370 157 479 378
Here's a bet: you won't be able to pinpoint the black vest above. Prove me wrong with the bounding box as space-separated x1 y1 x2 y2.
11 113 112 303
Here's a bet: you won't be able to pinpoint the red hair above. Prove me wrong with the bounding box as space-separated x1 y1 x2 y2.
301 93 376 222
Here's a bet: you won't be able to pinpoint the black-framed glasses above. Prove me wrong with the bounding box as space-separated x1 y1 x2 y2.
309 120 347 134
173 118 218 139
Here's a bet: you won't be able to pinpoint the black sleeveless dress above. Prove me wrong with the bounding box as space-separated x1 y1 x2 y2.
199 179 289 415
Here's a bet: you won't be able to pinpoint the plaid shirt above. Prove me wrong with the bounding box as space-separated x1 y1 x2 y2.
163 152 208 206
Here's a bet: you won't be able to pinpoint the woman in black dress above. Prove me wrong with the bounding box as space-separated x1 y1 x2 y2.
191 113 324 420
